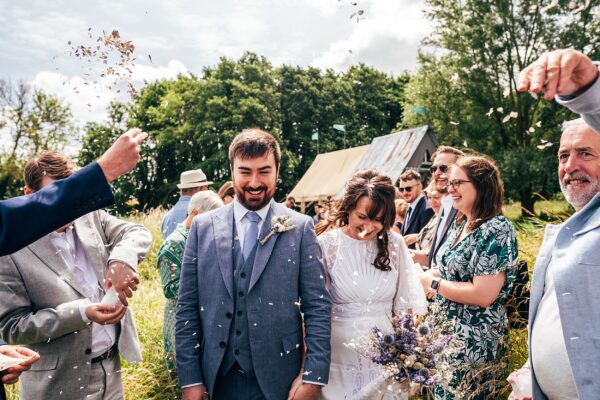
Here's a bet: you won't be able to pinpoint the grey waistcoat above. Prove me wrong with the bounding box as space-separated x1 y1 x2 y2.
220 226 258 376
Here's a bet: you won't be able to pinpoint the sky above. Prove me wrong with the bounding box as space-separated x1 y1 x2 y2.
0 0 430 126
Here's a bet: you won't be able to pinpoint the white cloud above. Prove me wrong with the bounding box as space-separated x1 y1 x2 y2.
30 59 189 125
311 0 430 74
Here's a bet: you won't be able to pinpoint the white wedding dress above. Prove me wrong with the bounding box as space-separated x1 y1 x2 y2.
318 229 427 400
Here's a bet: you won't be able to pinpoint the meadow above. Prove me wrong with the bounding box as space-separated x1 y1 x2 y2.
6 199 572 400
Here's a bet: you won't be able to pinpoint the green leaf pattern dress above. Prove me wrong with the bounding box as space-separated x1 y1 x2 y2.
434 216 518 399
156 223 189 375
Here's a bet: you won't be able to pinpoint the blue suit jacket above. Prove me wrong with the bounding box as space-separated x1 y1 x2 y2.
529 193 600 399
176 201 332 400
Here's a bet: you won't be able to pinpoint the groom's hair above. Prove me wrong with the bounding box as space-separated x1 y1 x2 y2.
229 128 281 170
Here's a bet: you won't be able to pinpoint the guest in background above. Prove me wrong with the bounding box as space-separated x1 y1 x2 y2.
285 195 298 210
414 182 443 262
399 169 434 249
217 181 235 205
157 190 224 377
392 198 409 234
161 169 213 238
420 156 518 399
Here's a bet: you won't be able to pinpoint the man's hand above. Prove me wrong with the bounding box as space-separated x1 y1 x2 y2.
517 49 599 100
85 303 127 325
0 345 40 385
182 384 209 400
409 249 429 267
289 383 321 400
105 262 140 306
508 394 532 400
97 128 148 183
404 234 418 246
287 373 304 400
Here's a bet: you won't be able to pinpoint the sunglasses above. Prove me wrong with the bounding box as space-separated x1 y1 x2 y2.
430 165 449 174
398 186 415 193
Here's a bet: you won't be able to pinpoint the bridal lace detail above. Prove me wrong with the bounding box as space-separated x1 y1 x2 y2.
318 228 427 400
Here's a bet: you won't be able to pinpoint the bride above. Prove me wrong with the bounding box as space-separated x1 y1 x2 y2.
316 169 427 400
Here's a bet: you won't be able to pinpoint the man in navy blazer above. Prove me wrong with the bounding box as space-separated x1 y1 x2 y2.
399 169 434 248
176 128 331 400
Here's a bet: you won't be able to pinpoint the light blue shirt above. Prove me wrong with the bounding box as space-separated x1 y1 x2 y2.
162 196 190 239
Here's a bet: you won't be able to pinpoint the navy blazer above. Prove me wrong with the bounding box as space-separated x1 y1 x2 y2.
0 162 114 256
402 196 435 247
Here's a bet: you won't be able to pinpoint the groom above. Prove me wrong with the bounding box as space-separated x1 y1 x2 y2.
176 128 331 400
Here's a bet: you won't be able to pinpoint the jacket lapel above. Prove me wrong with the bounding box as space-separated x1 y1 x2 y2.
214 205 235 299
28 236 88 297
403 197 424 234
249 204 279 292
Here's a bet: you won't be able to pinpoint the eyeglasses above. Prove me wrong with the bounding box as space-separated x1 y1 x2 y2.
398 185 415 193
430 165 449 174
445 179 471 191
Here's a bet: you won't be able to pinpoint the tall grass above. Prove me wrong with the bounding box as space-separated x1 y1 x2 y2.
6 201 570 399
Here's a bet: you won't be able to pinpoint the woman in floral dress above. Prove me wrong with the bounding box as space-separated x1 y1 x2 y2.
420 156 518 399
157 191 223 376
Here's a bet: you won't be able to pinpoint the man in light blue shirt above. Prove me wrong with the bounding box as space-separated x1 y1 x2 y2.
161 169 213 238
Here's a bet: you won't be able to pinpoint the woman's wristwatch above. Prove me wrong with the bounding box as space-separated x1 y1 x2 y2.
430 279 441 293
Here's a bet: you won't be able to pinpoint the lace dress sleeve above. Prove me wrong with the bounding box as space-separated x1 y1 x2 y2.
390 231 428 316
317 229 340 288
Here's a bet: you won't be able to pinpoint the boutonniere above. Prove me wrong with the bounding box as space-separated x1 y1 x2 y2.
259 215 296 245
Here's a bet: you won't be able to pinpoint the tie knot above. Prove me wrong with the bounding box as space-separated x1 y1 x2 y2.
246 211 261 224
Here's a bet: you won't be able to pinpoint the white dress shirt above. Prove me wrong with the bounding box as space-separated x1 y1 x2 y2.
233 198 272 251
49 225 116 357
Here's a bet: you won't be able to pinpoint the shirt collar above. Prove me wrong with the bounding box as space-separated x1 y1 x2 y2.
48 224 75 239
409 195 424 210
233 197 272 225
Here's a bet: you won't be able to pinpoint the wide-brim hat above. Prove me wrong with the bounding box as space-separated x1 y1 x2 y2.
177 169 213 189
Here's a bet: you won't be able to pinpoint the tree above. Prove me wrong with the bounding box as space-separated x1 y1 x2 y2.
0 80 73 198
402 0 600 215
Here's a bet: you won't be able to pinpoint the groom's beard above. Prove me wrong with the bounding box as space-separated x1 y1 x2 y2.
234 184 275 211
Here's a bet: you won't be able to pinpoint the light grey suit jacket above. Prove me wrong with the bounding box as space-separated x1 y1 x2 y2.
0 210 151 400
176 201 332 400
529 194 600 399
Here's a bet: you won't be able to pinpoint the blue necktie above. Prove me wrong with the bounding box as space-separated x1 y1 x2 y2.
243 211 261 260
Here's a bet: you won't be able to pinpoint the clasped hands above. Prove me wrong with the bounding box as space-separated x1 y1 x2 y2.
0 345 40 385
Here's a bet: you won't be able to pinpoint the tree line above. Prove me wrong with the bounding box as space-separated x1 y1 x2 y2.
2 0 598 215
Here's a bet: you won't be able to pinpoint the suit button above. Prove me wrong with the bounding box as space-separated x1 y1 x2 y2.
85 348 92 355
240 272 246 278
237 311 242 317
236 330 241 336
234 349 240 355
219 341 226 348
225 312 232 319
239 292 244 298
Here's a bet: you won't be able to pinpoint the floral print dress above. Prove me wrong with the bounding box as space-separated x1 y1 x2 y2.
433 216 518 399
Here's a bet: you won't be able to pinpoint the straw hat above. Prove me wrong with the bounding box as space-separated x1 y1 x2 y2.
177 169 213 189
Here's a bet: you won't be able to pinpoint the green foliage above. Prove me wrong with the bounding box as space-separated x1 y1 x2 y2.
79 53 408 213
401 0 600 215
0 81 74 198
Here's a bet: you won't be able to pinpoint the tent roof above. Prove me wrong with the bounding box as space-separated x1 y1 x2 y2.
351 125 431 184
288 145 369 204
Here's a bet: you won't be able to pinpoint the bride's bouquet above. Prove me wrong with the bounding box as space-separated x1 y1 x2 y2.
346 308 463 397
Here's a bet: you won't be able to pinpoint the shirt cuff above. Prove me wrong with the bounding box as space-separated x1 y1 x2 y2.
181 383 204 389
79 299 92 323
302 380 326 386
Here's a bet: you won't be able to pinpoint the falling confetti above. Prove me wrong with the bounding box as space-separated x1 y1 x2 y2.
485 107 493 117
449 121 459 126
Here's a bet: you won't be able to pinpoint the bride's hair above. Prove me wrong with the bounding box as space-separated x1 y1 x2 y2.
316 169 396 271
